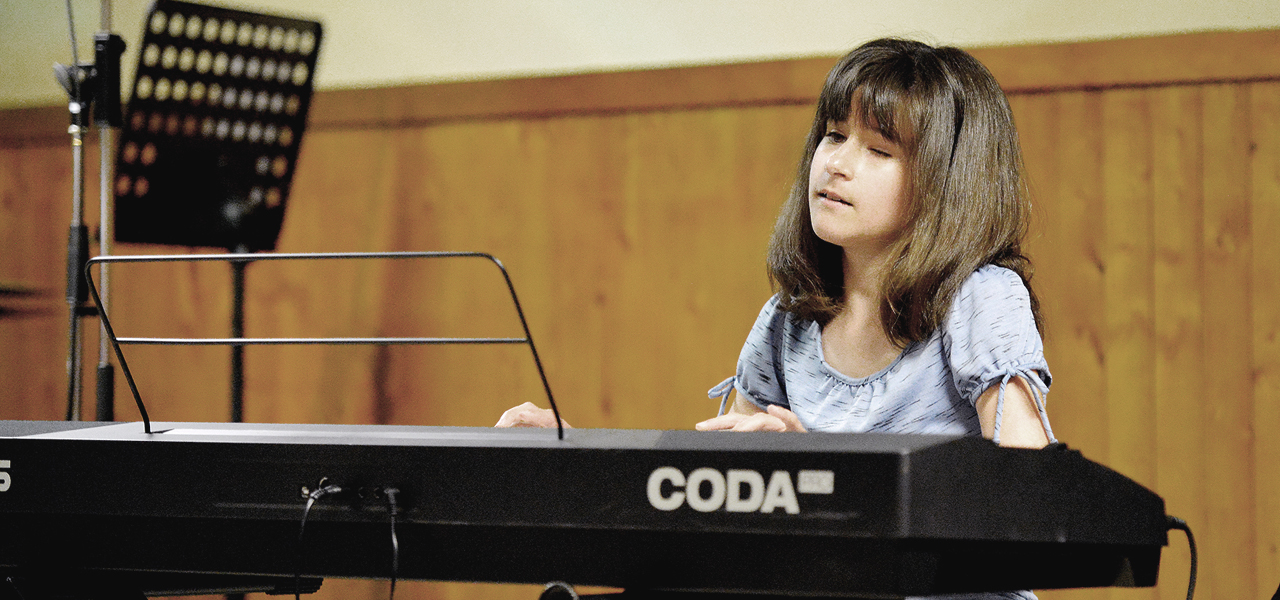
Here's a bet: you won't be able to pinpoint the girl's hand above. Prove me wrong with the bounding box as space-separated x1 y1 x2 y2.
495 402 572 429
695 404 806 432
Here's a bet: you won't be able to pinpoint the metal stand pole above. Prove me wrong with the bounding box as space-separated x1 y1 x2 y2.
64 120 89 421
230 248 248 423
95 113 117 422
59 0 123 422
94 1 123 422
228 250 249 600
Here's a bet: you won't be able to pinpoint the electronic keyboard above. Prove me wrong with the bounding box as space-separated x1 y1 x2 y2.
0 420 1168 599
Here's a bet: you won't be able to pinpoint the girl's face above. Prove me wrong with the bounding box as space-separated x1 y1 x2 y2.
808 115 910 258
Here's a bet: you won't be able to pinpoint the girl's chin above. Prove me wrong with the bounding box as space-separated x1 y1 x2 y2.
810 225 901 255
809 223 850 247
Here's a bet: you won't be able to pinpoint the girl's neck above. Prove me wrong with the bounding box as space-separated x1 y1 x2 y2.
840 244 894 305
823 251 903 378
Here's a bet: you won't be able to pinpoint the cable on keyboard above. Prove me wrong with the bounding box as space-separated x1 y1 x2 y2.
384 486 401 600
1166 516 1196 600
296 478 344 600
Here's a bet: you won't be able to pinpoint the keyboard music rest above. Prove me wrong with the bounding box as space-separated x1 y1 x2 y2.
0 421 1168 598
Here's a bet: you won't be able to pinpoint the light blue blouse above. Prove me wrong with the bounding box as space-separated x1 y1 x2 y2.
708 265 1056 600
711 264 1054 444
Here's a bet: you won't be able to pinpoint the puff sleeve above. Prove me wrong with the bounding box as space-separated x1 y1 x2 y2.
708 295 792 413
943 265 1056 444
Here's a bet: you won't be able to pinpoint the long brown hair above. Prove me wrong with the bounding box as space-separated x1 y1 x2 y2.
767 38 1041 346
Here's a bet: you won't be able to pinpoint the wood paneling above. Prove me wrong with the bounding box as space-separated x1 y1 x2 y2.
1150 85 1209 600
1251 80 1280 600
1100 87 1157 527
1 29 1279 600
1202 82 1257 600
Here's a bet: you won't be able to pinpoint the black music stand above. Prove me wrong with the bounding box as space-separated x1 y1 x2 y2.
113 0 322 422
115 0 320 250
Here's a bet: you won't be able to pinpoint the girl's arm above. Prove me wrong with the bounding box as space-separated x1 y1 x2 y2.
975 375 1050 448
695 393 807 432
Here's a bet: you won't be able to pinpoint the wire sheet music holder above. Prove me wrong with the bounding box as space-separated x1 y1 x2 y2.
114 0 321 251
84 252 565 439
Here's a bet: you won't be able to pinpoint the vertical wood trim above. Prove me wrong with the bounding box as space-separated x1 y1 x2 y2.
1201 82 1257 600
1250 81 1280 597
1027 91 1108 458
1151 86 1206 600
1101 88 1157 496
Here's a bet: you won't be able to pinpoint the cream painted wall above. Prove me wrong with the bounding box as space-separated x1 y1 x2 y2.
2 0 1279 108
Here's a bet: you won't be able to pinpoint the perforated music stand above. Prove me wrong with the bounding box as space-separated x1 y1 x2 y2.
112 0 322 423
114 0 322 251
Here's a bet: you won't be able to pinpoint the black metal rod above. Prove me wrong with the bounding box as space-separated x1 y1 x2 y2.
84 260 150 434
230 256 247 423
95 363 114 421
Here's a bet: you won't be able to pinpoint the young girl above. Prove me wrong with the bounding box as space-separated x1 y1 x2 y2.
693 38 1055 452
696 38 1053 600
501 38 1054 453
498 39 1056 599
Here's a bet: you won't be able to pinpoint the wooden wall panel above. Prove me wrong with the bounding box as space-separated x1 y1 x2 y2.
0 143 76 420
250 107 809 433
1251 80 1280 600
1201 83 1257 600
1151 86 1208 600
1 30 1279 600
1099 88 1157 600
1100 87 1157 509
1037 91 1109 459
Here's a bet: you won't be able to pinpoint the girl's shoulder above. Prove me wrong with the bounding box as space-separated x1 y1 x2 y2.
947 264 1034 331
944 264 1039 357
944 264 1046 385
957 264 1030 303
944 264 1051 403
757 292 813 332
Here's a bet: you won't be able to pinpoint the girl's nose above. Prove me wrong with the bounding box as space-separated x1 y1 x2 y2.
825 145 855 178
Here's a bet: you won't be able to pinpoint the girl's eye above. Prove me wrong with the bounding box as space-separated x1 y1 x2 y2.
870 147 893 158
824 130 847 143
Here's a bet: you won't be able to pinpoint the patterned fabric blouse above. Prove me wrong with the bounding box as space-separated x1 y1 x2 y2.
710 264 1054 444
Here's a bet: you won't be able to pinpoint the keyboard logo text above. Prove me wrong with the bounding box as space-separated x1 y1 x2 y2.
646 466 833 514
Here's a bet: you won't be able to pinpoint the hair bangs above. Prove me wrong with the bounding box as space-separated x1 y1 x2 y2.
817 60 920 150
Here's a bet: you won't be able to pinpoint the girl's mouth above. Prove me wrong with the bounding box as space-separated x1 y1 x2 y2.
818 190 852 206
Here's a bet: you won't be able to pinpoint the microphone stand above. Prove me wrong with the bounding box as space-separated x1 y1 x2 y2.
58 63 91 421
93 3 125 422
57 0 124 422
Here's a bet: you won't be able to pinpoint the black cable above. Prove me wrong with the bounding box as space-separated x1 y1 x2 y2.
5 577 28 600
384 487 400 600
1167 516 1196 600
296 479 343 600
